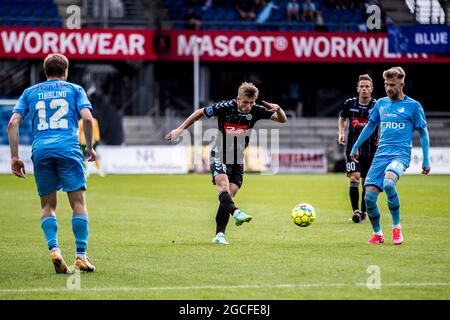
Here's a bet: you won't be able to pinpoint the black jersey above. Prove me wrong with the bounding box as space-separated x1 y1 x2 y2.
203 99 274 164
339 97 378 156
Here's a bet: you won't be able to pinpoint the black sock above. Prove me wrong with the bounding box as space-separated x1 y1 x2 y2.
349 182 360 211
218 191 237 215
215 205 230 234
361 187 367 213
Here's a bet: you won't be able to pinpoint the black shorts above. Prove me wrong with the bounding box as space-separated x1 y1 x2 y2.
210 158 244 188
345 152 374 178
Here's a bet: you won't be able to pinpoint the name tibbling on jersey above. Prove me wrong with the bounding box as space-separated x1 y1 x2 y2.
369 96 427 162
12 80 92 154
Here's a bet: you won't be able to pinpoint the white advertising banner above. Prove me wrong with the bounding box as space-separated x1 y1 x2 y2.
0 145 34 174
0 145 189 174
405 147 450 174
269 148 327 173
97 146 189 174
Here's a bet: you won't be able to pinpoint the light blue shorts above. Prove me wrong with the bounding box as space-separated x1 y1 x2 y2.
364 155 408 192
32 149 86 196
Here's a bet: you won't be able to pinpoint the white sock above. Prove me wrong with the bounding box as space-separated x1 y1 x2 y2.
233 209 240 217
375 231 383 236
77 254 87 260
392 224 401 229
50 248 61 254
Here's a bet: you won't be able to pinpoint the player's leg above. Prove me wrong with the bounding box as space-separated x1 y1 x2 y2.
229 164 251 226
40 192 69 273
364 186 384 244
360 178 367 221
214 181 240 235
57 150 95 271
364 157 386 244
359 155 373 223
33 154 70 273
211 174 233 244
349 171 362 223
383 160 406 245
210 157 233 244
67 189 95 271
345 154 362 222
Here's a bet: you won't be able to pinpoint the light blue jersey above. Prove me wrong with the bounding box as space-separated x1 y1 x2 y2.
368 96 427 166
13 80 92 154
13 80 92 196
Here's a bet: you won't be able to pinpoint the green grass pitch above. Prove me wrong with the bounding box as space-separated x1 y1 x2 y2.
0 173 449 300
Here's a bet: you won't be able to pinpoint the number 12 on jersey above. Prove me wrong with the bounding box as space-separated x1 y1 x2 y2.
36 99 69 131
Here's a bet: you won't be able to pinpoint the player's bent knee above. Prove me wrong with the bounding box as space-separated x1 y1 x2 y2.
364 190 378 210
349 174 360 184
383 178 396 195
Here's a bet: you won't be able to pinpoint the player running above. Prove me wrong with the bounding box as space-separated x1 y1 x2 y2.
165 82 287 245
350 67 431 245
8 53 96 273
338 74 378 223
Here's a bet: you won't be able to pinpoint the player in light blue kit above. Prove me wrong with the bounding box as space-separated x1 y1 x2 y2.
350 67 430 245
8 53 96 273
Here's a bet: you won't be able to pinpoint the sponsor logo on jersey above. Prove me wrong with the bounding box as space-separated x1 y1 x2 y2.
351 117 368 129
223 122 251 136
398 107 405 113
381 121 405 129
385 113 398 117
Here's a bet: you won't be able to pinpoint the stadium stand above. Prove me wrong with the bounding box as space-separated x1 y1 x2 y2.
0 0 62 27
161 0 374 31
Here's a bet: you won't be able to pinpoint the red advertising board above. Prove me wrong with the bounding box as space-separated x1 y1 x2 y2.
0 27 156 60
157 30 450 63
1 27 449 63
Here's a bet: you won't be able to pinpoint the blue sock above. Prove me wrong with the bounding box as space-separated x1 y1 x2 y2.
384 178 400 226
41 216 59 251
365 190 381 233
72 214 89 255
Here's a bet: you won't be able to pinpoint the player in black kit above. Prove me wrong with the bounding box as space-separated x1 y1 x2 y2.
338 74 378 223
165 82 287 244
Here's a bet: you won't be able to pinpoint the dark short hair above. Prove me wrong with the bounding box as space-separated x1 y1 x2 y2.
43 53 69 78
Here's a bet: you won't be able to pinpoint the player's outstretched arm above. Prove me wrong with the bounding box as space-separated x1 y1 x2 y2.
418 127 431 175
80 108 96 162
350 120 377 163
165 108 205 141
7 113 26 178
262 101 287 123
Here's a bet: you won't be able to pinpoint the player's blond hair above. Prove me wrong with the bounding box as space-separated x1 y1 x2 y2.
358 74 373 86
238 82 259 99
383 67 406 83
44 53 69 78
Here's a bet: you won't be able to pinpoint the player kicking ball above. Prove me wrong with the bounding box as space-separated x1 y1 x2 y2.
165 82 287 245
350 67 431 245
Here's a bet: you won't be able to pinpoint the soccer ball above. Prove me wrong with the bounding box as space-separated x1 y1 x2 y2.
291 203 316 227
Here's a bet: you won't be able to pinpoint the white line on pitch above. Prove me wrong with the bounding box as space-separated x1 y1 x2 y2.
1 282 450 293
